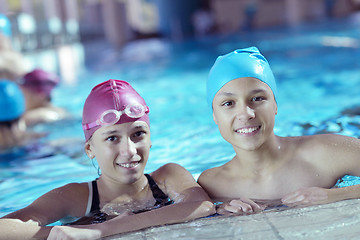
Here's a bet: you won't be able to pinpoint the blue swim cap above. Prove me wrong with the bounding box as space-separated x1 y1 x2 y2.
0 80 25 121
207 47 277 109
0 14 12 37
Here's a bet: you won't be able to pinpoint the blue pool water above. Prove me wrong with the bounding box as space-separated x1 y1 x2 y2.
1 16 360 218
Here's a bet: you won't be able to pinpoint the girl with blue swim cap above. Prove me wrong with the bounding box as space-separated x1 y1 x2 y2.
198 47 360 214
0 80 40 151
1 79 215 239
207 46 277 109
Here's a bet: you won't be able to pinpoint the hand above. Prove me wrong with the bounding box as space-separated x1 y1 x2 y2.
216 197 265 215
47 226 101 240
281 187 329 207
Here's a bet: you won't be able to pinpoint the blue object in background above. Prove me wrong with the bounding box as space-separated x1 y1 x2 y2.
0 14 12 37
0 80 25 121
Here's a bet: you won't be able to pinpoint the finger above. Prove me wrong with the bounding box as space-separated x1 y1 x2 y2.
240 198 264 212
216 205 235 216
224 204 243 213
230 199 261 212
227 201 254 213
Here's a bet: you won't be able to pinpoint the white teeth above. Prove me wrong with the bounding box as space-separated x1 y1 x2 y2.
236 127 259 134
118 162 139 168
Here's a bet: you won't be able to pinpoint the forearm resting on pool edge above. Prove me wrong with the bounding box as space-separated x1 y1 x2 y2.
0 218 52 240
59 200 215 238
329 184 360 202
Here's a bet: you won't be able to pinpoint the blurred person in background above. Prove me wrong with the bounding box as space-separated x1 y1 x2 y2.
0 14 27 81
18 68 70 126
192 0 215 37
0 80 42 152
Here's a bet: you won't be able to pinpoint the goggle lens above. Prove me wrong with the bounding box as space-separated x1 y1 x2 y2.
100 110 121 125
125 104 146 118
83 103 149 130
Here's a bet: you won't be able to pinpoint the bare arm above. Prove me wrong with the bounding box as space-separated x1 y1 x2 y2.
48 163 215 239
282 185 360 206
0 183 88 240
107 198 213 233
48 199 214 240
0 219 52 240
282 134 360 206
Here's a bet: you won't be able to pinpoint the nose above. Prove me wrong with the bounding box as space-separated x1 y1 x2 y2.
235 104 255 121
119 137 136 158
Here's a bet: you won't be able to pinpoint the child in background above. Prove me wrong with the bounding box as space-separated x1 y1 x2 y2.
0 80 41 151
198 47 360 214
18 69 69 126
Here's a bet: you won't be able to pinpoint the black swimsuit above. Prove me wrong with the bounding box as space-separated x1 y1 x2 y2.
75 174 174 224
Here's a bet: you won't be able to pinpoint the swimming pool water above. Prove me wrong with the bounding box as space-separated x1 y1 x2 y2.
1 16 360 218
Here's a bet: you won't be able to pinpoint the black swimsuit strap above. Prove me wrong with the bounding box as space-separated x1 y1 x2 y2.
90 175 173 216
90 180 100 213
144 173 171 205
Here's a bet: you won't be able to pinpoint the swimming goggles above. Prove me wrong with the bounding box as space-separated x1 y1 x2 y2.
82 103 149 130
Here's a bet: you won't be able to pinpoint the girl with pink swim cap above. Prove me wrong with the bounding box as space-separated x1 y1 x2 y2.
1 79 215 239
18 69 69 126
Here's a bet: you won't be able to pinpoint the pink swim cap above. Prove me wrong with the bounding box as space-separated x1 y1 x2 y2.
82 79 150 141
21 69 60 96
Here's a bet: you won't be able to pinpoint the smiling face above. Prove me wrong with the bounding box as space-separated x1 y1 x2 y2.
85 120 151 185
212 77 277 151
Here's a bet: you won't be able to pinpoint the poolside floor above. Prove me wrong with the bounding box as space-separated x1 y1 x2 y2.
103 199 360 240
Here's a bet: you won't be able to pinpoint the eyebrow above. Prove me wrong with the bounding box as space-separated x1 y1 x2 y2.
101 130 119 135
132 125 148 130
101 125 148 135
217 88 267 97
216 91 235 97
250 89 267 95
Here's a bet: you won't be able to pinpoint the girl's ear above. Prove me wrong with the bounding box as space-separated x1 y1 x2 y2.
85 141 94 159
212 112 218 125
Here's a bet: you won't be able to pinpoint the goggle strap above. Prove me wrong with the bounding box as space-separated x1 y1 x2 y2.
82 121 99 130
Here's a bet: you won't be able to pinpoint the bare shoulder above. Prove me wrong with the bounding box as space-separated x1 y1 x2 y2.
153 162 188 174
319 133 360 147
198 166 222 185
287 134 360 176
151 163 192 181
150 163 211 202
151 163 195 187
291 134 360 154
52 182 88 198
197 165 228 198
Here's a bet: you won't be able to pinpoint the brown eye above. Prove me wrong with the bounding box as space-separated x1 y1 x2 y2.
222 101 234 107
133 131 146 138
251 96 265 102
106 136 118 142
